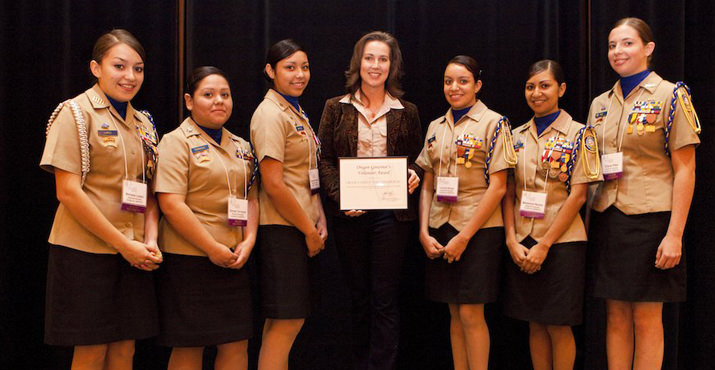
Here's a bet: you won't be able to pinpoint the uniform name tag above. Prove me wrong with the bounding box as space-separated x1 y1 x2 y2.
436 176 459 203
121 180 147 213
309 168 320 194
519 191 547 219
602 152 623 180
228 196 248 227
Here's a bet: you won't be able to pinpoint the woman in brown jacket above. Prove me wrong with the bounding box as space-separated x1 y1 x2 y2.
318 31 422 370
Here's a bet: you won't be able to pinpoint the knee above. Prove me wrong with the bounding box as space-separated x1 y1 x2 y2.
545 325 573 340
607 303 632 329
529 322 548 335
265 318 305 337
108 340 135 360
74 344 108 368
632 307 663 335
218 340 248 358
457 305 486 329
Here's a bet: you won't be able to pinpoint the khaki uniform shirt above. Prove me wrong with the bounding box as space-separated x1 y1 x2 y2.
588 72 700 215
250 89 321 226
511 110 602 244
340 91 404 157
416 101 515 231
40 84 156 254
154 118 257 256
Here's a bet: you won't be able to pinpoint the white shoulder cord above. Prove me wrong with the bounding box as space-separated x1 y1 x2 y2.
45 100 90 185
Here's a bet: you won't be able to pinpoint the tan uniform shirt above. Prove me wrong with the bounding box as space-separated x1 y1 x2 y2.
40 84 156 254
154 118 257 256
340 91 404 157
587 72 700 215
511 110 602 244
416 101 515 231
250 89 321 226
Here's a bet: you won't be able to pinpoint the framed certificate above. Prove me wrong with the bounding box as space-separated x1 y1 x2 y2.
339 156 408 210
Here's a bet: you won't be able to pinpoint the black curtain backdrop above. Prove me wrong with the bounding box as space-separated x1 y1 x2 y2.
1 1 712 369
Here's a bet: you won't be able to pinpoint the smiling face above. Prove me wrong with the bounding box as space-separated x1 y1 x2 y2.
265 50 310 97
184 74 233 129
525 69 565 117
443 63 481 110
90 43 144 102
360 40 391 91
608 24 654 77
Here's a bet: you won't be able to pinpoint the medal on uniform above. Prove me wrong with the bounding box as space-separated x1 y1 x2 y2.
455 133 481 169
228 196 248 226
520 191 547 219
436 176 459 203
601 152 623 180
121 179 147 213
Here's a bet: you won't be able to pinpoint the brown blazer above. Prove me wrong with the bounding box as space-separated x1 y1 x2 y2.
318 94 423 221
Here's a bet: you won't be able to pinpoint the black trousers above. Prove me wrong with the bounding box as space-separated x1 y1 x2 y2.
333 210 409 370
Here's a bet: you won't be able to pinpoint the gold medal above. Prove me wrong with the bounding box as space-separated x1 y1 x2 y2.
646 124 656 133
558 173 569 182
637 123 645 135
627 124 633 134
465 161 472 168
456 157 465 165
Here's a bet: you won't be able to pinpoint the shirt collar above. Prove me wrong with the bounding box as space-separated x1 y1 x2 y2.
87 84 139 123
608 71 662 100
339 91 404 110
443 100 487 126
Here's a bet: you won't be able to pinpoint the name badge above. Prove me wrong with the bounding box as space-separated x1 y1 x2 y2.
228 196 248 227
519 191 547 219
436 176 459 203
602 152 623 180
309 168 320 194
121 180 147 213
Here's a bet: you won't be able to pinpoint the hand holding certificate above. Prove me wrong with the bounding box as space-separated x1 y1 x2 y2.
339 157 408 210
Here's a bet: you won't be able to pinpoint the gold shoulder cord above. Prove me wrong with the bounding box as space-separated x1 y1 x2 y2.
46 100 90 185
580 126 600 181
676 87 702 135
501 118 518 166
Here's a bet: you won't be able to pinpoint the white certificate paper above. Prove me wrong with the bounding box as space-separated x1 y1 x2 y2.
339 157 408 210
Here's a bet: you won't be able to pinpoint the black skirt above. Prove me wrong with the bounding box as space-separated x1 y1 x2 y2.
45 245 158 346
425 225 504 304
502 237 586 326
256 225 319 319
589 206 686 302
155 253 252 347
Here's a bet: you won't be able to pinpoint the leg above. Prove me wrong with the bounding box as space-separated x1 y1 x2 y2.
528 322 552 370
72 344 108 370
367 213 408 370
546 325 575 370
632 302 664 370
606 299 634 370
168 347 204 370
458 304 490 370
448 304 468 370
103 340 135 370
334 217 371 370
257 318 305 370
216 340 249 370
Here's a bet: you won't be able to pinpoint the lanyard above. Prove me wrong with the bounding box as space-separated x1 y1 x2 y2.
204 134 249 201
522 128 557 194
602 88 645 153
107 109 145 183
